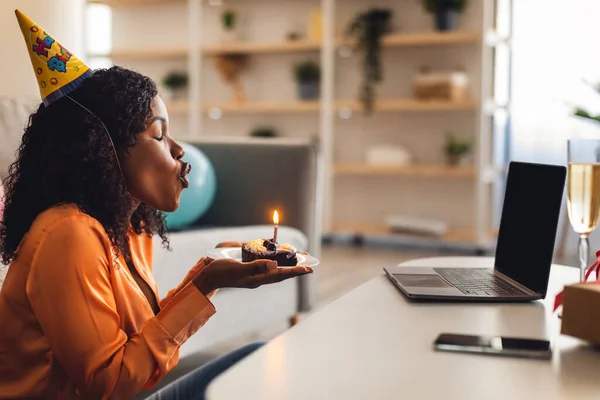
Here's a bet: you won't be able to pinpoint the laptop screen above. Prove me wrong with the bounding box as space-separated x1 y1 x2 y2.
494 162 566 297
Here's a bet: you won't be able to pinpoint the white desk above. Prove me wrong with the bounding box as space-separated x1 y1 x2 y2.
207 257 600 400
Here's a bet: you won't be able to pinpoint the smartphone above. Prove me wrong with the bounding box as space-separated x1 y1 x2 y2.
434 333 552 360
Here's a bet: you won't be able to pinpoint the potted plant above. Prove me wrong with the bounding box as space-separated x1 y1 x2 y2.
161 71 188 101
293 60 321 100
214 54 248 103
444 134 472 166
221 9 238 42
346 8 393 114
250 126 278 138
422 0 468 31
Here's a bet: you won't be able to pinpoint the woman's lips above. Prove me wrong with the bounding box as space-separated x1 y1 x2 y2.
179 162 191 189
179 175 189 188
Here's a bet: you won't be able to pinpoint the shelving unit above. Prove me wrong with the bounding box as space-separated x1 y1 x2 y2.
89 31 480 59
89 0 183 5
87 0 506 251
333 163 476 179
331 222 480 244
335 99 478 112
89 47 188 60
338 31 480 48
166 99 474 115
203 40 321 55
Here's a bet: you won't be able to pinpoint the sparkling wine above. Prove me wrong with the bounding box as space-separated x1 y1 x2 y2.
568 162 600 235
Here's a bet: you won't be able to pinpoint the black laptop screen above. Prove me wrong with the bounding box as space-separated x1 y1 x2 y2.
494 162 566 297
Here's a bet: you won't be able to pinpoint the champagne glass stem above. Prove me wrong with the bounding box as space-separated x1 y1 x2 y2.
578 235 590 282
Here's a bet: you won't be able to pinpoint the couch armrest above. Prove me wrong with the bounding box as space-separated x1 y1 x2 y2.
188 137 321 312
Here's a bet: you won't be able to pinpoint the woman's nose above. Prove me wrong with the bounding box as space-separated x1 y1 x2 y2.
171 139 184 160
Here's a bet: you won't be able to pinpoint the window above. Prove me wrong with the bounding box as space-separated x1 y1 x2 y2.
85 4 112 69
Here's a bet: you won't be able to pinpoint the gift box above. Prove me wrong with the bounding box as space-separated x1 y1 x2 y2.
560 283 600 344
412 67 469 102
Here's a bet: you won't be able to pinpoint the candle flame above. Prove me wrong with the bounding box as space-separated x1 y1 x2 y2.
273 210 279 225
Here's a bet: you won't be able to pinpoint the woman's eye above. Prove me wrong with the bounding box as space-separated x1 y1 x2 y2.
155 134 164 141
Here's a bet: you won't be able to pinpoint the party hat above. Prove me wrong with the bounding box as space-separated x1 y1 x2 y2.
15 9 92 106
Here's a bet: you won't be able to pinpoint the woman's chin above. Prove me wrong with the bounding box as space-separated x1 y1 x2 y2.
165 200 180 213
156 197 180 213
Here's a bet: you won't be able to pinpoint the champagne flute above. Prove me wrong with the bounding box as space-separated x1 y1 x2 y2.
567 139 600 282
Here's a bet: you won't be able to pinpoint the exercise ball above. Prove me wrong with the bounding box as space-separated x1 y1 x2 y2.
165 143 216 230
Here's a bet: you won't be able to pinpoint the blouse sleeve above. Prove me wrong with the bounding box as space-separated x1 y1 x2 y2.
160 257 218 308
25 216 215 400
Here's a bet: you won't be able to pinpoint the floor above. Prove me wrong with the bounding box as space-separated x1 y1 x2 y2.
314 243 463 310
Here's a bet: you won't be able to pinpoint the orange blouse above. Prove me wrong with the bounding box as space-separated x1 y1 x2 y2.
0 204 216 399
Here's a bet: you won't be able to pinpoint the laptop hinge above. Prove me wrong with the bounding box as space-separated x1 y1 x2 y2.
492 270 538 296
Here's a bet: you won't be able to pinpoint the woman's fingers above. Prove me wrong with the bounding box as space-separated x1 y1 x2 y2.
223 259 278 278
200 259 312 291
248 259 278 274
245 266 313 287
215 241 244 248
204 257 215 265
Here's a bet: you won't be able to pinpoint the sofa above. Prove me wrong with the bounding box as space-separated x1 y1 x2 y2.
0 97 321 388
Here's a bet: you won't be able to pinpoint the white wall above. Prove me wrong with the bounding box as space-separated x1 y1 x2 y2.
0 0 85 100
511 0 600 263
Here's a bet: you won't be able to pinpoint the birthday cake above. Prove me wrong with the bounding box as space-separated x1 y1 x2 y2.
241 239 298 266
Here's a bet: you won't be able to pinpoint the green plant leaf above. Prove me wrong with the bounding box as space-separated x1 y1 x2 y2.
345 8 392 114
162 71 188 89
293 61 321 83
422 0 468 13
222 9 236 30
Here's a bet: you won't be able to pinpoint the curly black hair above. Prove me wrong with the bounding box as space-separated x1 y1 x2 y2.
0 66 169 265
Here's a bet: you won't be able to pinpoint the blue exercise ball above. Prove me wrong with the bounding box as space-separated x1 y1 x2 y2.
165 143 216 230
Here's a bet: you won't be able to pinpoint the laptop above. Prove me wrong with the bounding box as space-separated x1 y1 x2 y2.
383 161 567 302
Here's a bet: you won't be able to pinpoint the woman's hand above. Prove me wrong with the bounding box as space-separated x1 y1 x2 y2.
192 258 313 296
215 241 244 248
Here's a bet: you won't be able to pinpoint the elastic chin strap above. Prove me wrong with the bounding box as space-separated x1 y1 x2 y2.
65 95 126 188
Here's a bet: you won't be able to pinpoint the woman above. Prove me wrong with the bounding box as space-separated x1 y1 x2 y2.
0 64 313 399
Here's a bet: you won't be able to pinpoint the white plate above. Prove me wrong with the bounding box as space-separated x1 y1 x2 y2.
206 247 320 267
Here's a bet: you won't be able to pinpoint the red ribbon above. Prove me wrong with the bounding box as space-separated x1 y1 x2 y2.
553 250 600 311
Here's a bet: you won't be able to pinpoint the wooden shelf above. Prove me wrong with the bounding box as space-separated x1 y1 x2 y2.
165 101 320 114
89 0 185 5
333 163 476 179
207 32 480 55
336 99 478 112
203 40 321 55
89 31 479 60
165 100 475 114
202 101 320 113
331 222 480 243
355 31 480 48
89 47 187 60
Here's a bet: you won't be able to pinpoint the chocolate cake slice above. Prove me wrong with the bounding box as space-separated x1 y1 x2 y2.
241 239 298 266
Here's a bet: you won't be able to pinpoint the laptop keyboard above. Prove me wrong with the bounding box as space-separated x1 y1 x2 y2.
434 268 528 296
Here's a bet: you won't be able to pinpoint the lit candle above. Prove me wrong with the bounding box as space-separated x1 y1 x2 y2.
273 210 279 243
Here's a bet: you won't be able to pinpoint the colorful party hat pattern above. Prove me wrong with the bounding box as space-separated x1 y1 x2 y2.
15 9 92 106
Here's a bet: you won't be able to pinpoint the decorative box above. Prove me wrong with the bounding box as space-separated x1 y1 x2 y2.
365 145 411 166
384 215 449 237
413 67 469 102
560 283 600 344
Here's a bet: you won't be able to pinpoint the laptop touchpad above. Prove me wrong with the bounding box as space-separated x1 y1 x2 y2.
394 274 452 288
